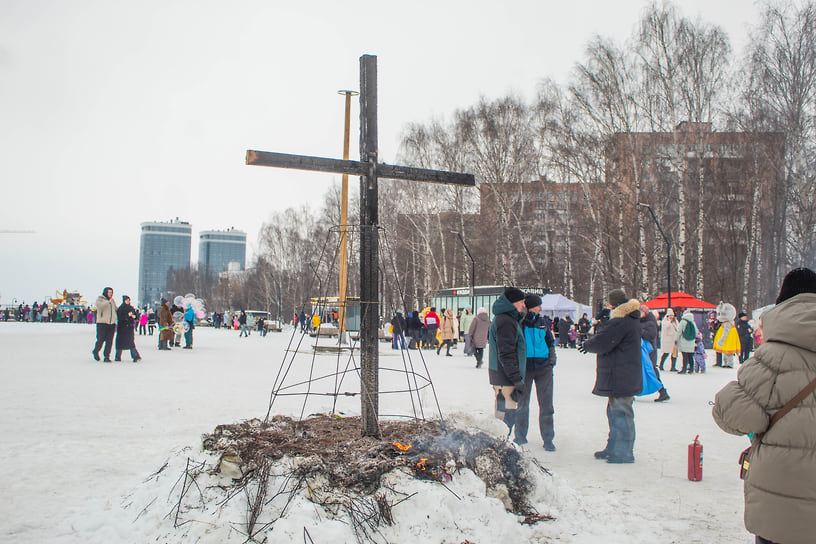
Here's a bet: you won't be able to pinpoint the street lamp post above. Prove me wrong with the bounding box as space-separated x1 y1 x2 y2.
453 231 476 313
637 203 672 309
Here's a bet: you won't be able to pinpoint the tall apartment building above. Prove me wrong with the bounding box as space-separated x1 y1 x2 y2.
138 219 192 308
606 122 785 304
198 228 246 275
394 123 784 309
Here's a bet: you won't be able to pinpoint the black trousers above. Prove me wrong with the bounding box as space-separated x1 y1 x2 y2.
115 348 141 361
93 323 116 358
659 352 677 370
437 339 453 354
680 351 695 372
514 365 554 445
426 326 439 347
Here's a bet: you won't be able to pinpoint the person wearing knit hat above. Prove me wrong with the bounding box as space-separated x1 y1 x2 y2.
488 286 528 430
524 294 542 309
579 292 643 463
591 289 626 332
607 289 628 308
775 266 816 304
504 287 525 304
713 270 816 544
515 294 557 450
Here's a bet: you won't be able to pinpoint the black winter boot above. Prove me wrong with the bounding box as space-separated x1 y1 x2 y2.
654 388 670 402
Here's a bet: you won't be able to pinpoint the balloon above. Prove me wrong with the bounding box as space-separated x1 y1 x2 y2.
174 296 184 306
195 310 205 319
183 321 190 332
184 293 195 300
173 311 183 322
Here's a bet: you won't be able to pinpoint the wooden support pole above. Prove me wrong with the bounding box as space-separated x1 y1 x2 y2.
338 90 357 338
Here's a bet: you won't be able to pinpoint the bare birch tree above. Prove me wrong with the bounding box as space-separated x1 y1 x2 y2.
637 3 730 297
572 37 647 292
455 96 540 285
749 1 816 272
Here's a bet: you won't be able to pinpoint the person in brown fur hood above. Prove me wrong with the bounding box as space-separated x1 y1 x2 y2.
579 288 643 463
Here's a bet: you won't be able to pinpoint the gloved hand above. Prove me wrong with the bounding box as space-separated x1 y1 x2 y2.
577 344 588 354
510 381 525 402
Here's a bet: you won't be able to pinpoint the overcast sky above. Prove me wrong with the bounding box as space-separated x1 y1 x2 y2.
0 0 760 306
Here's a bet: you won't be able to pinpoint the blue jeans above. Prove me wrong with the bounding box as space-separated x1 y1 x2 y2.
605 396 635 460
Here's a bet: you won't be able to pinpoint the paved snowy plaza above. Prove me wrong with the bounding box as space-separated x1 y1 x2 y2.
0 323 753 543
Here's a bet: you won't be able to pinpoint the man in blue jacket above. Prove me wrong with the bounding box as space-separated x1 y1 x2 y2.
488 287 527 430
515 294 558 450
579 288 643 463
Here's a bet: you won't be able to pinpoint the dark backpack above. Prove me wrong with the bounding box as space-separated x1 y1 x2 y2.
682 320 696 341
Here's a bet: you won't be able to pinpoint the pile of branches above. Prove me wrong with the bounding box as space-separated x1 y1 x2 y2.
167 415 548 542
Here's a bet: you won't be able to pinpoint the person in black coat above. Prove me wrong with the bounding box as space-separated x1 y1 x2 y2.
579 289 642 463
557 315 572 348
736 312 754 364
578 313 591 345
115 295 141 362
390 311 406 349
641 306 669 402
406 311 423 349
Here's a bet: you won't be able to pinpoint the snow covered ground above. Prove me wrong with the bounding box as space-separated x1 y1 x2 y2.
0 323 754 543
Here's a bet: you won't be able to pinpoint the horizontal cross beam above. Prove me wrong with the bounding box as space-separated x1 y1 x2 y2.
246 150 475 187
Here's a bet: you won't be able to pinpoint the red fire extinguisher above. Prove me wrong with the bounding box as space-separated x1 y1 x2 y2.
688 435 703 481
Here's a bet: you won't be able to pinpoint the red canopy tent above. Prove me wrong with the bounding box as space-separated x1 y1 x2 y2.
643 291 716 310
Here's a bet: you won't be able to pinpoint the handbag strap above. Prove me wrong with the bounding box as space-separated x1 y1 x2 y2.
758 375 816 441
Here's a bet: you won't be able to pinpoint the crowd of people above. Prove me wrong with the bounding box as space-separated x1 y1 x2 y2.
13 265 816 544
0 302 96 323
86 288 200 361
477 270 816 544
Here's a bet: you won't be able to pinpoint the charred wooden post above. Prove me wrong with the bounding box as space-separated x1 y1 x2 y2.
245 54 475 438
359 55 380 437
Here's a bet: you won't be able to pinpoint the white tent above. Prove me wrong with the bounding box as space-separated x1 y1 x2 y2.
538 294 592 320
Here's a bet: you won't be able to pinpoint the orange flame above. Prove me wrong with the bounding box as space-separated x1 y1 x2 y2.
416 458 428 471
392 442 413 451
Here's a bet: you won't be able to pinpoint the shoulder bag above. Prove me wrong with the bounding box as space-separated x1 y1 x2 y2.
739 375 816 479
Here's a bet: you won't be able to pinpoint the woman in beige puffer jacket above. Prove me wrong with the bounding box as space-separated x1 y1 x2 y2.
713 271 816 544
436 309 458 357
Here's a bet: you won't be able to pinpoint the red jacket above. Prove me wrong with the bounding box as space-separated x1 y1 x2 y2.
424 311 440 328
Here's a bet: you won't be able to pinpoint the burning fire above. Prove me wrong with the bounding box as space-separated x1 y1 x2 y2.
392 442 412 452
415 458 428 471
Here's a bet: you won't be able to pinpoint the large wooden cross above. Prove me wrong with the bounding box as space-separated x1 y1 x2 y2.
246 54 475 437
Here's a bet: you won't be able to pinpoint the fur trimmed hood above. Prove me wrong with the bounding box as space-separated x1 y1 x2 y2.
610 299 641 319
